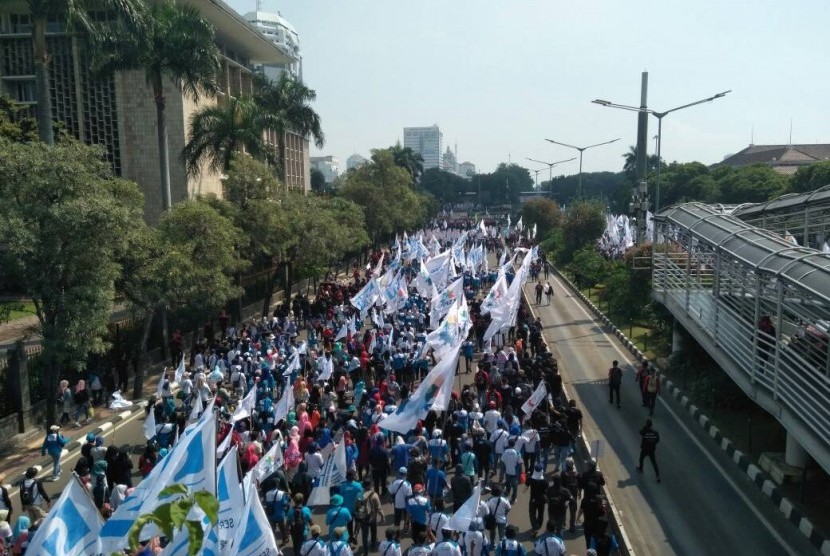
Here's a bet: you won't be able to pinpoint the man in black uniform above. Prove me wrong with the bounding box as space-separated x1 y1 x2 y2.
636 418 661 483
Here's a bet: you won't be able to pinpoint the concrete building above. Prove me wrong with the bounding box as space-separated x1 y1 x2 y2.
0 0 309 222
441 146 457 174
404 125 443 169
243 10 302 81
310 155 340 183
715 144 830 176
458 161 477 179
347 153 368 170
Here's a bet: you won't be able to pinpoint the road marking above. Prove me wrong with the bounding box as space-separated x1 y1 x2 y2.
549 272 800 556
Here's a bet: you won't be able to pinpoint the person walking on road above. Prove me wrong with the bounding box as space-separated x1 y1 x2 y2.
543 282 553 305
607 361 622 408
642 369 660 416
534 281 543 305
636 418 661 483
634 361 650 408
41 425 69 481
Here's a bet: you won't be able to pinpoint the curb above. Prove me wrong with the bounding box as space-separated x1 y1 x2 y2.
553 268 830 556
6 401 147 489
523 287 636 556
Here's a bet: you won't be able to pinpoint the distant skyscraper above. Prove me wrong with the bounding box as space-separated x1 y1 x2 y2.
458 161 477 179
310 156 340 183
441 146 457 174
403 125 443 169
244 10 302 81
347 154 368 170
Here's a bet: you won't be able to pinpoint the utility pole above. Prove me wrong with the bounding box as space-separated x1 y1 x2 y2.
634 71 649 243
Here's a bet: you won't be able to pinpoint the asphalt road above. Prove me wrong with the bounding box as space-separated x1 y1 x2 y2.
528 272 820 556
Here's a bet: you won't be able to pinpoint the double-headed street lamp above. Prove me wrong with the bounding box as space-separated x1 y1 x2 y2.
544 138 620 198
592 90 731 212
526 156 577 197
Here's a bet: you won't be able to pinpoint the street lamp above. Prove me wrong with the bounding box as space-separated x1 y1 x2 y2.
526 156 576 198
592 90 731 212
544 138 620 198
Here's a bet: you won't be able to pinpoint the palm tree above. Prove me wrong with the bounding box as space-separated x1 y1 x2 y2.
253 73 324 183
93 0 220 211
389 143 424 185
3 0 145 144
182 95 279 176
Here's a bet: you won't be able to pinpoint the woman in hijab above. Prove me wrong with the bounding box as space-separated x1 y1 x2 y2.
297 406 312 436
284 436 303 481
109 484 128 510
72 379 91 426
58 380 72 425
111 449 134 488
91 460 109 509
241 442 261 473
11 515 29 543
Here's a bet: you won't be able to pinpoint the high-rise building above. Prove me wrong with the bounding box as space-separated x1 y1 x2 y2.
458 161 477 179
0 0 308 222
310 155 340 183
347 153 368 170
243 10 302 81
403 125 443 169
441 146 457 174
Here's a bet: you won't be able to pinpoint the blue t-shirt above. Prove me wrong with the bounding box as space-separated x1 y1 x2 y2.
286 506 313 536
391 443 411 470
339 481 364 512
425 468 446 499
406 495 432 525
326 506 353 538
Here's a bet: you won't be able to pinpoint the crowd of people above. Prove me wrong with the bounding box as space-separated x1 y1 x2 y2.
1 220 624 556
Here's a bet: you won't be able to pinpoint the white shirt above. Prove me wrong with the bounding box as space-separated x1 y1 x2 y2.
500 449 521 477
378 541 402 556
431 540 462 556
483 410 501 433
489 429 509 454
388 478 412 509
305 452 325 477
408 545 433 556
485 496 511 524
463 531 487 556
516 430 539 453
181 378 193 395
328 540 353 556
427 512 450 541
534 535 566 556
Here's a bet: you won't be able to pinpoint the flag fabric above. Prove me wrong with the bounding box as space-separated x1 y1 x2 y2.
516 216 523 232
347 314 358 337
273 379 294 425
216 424 232 458
426 297 472 361
521 381 548 416
480 274 508 316
143 408 156 441
430 277 464 328
371 253 385 277
412 257 435 299
173 355 186 384
447 483 482 531
317 355 334 382
159 511 220 556
334 322 348 342
532 223 537 240
25 474 104 556
231 385 257 424
188 392 204 424
217 446 244 552
479 219 487 236
156 368 167 398
350 278 380 317
230 478 280 556
307 440 348 506
283 350 301 377
251 439 285 484
98 402 216 552
379 344 461 434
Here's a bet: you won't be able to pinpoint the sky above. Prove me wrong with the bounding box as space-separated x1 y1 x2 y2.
227 0 830 177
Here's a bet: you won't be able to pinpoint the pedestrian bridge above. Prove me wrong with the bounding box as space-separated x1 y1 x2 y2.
652 202 830 473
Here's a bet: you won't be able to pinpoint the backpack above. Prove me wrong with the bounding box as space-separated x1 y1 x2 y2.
647 377 658 393
354 491 371 522
290 506 306 538
21 481 36 506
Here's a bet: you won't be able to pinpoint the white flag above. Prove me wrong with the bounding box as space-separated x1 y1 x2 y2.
230 479 280 556
156 368 167 398
174 354 186 384
448 483 482 531
232 385 257 424
307 440 348 506
143 407 156 441
273 379 295 425
217 446 244 551
334 322 348 342
479 219 487 236
25 474 104 556
217 423 233 458
251 440 284 484
430 277 464 328
188 391 204 424
521 382 548 416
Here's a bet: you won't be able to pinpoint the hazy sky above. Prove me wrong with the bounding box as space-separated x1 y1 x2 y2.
227 0 830 177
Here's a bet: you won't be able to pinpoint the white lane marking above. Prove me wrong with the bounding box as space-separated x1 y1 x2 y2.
549 273 801 556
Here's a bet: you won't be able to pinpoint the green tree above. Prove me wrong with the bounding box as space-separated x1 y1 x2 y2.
419 167 469 204
567 246 608 288
790 160 830 194
560 200 605 264
92 0 220 211
341 149 432 244
2 0 144 144
182 96 278 176
0 94 37 142
520 198 562 238
388 143 424 185
254 72 324 183
310 167 327 193
477 163 534 205
0 139 143 424
659 161 718 206
713 164 788 204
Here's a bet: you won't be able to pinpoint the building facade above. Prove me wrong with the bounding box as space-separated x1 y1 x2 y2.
310 155 340 183
441 146 457 174
716 144 830 176
458 161 476 179
243 10 302 81
0 0 308 222
403 125 443 169
347 153 368 170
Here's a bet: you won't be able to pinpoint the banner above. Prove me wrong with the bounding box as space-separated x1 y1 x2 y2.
307 439 348 506
350 278 380 317
447 483 482 531
217 446 244 552
426 297 472 361
231 385 257 424
230 479 280 556
429 277 464 328
521 381 548 416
